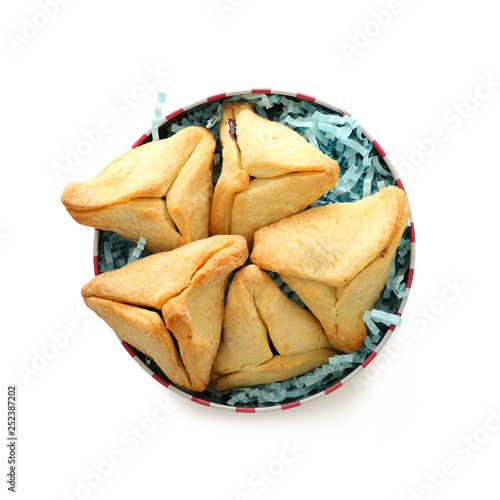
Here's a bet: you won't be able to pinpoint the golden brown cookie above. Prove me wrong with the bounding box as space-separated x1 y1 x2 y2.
210 265 336 391
251 187 410 353
62 126 216 253
210 102 339 246
82 235 248 392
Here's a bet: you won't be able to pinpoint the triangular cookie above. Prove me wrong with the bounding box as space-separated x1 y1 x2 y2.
210 102 339 246
62 126 216 253
251 187 410 352
210 265 336 391
82 235 248 392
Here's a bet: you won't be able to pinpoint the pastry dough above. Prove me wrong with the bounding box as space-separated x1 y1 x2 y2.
210 265 336 391
82 235 248 392
61 126 216 253
210 102 339 245
251 187 410 353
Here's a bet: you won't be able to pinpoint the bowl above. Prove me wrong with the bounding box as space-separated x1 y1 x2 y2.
92 89 415 412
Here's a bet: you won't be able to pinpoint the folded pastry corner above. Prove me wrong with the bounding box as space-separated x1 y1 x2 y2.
82 235 248 392
251 186 410 353
210 101 339 246
209 265 336 391
62 126 216 253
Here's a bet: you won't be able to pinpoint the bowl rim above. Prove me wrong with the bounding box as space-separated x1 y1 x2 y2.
92 88 416 412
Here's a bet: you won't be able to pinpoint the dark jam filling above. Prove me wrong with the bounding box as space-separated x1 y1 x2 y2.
228 119 237 140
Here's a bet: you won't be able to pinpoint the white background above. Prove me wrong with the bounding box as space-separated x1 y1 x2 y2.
2 1 499 499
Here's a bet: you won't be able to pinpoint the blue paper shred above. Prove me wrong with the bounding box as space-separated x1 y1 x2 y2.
151 92 167 141
98 232 152 272
127 237 147 264
99 92 412 408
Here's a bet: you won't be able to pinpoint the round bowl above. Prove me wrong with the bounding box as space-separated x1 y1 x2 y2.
93 89 416 412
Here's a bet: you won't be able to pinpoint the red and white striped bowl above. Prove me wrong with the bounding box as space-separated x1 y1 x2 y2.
92 89 416 412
